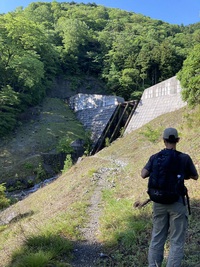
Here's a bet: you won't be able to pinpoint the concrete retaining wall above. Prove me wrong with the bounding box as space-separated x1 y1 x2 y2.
125 76 187 134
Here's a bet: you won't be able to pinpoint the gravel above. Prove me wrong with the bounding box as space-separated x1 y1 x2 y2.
71 167 120 267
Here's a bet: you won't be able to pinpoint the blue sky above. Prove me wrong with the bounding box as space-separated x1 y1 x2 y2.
0 0 200 26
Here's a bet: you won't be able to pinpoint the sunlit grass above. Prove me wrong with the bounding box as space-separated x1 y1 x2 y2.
8 234 72 267
0 105 200 267
98 189 152 266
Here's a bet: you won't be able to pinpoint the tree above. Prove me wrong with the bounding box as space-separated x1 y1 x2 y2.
177 44 200 106
0 86 20 136
0 1 199 136
0 183 10 210
0 12 59 105
158 39 182 81
56 17 101 74
103 63 121 93
119 68 140 99
23 2 54 29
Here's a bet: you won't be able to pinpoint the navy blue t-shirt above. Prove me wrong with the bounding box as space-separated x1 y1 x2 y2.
144 149 198 180
143 149 198 204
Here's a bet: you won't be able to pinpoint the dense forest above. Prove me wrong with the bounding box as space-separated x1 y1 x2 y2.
0 1 200 137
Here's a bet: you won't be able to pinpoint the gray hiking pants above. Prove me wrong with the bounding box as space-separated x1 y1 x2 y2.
148 201 188 267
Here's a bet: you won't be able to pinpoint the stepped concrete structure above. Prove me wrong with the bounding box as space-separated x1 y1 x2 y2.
125 76 187 134
69 94 124 144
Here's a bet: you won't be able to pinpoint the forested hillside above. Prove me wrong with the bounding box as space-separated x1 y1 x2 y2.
0 1 200 138
0 2 200 266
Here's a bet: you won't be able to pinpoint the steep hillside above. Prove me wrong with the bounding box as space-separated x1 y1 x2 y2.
0 105 199 267
0 75 109 192
0 97 87 191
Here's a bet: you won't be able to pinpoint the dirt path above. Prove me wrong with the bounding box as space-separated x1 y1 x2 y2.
71 166 119 267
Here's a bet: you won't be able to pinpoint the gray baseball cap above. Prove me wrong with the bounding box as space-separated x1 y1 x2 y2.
163 128 179 139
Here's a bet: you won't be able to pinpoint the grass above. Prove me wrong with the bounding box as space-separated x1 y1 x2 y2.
0 97 87 190
0 105 200 267
8 233 72 267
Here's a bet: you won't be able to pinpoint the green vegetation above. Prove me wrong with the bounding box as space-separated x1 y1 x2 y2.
100 190 151 254
8 234 72 267
177 43 200 107
0 97 87 190
0 106 199 266
0 2 200 266
139 125 162 143
57 138 74 154
0 184 10 210
0 2 200 137
62 155 73 173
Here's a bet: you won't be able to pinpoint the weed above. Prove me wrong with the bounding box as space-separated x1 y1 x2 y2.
35 163 47 181
139 125 162 143
87 168 98 177
8 233 72 267
41 206 89 243
57 137 74 154
119 127 125 137
105 137 110 147
62 154 73 173
0 183 10 210
0 225 7 233
99 189 151 267
11 250 53 267
23 162 34 170
83 130 93 155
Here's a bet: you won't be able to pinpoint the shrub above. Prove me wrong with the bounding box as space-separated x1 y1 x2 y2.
62 154 73 173
139 125 161 143
0 183 10 210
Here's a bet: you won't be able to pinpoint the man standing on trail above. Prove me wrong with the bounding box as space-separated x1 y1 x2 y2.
141 127 198 267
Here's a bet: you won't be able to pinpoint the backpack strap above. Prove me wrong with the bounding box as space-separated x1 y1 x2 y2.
184 187 191 215
176 151 191 215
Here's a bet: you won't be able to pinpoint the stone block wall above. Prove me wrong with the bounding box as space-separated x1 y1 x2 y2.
69 93 124 111
76 106 117 143
69 94 124 144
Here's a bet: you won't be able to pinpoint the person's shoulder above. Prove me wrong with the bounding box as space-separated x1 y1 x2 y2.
177 151 194 164
149 151 161 160
177 151 190 158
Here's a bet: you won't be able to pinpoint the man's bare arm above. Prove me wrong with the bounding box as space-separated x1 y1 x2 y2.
141 168 150 179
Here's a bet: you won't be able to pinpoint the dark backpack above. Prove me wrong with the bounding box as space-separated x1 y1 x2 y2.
147 149 186 204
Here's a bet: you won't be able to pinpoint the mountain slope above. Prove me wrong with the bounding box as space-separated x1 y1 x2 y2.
0 105 199 267
0 97 87 189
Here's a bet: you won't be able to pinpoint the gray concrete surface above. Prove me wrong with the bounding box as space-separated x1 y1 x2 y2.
125 76 187 134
